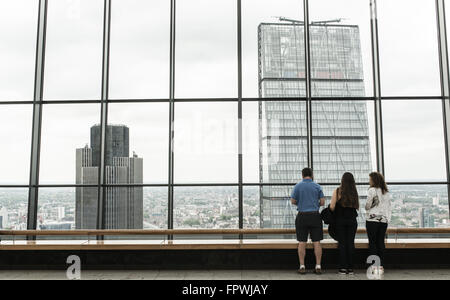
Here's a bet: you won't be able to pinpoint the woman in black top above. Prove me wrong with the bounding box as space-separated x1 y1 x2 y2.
330 172 359 275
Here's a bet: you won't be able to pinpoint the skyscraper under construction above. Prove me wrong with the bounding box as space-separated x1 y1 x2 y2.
258 22 372 228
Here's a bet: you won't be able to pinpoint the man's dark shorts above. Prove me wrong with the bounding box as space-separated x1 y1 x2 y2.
295 212 323 242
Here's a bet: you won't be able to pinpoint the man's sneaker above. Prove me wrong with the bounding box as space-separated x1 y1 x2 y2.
314 266 322 275
347 269 354 275
297 267 307 275
338 269 347 275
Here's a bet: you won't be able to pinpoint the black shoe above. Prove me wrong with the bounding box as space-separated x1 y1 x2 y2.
297 268 307 275
347 269 354 275
314 267 322 275
338 269 347 275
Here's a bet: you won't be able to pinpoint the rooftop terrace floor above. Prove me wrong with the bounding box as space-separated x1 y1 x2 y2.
1 269 449 280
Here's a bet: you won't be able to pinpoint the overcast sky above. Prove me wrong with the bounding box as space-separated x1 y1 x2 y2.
0 0 448 185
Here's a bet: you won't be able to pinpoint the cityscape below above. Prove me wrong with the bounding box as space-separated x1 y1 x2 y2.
0 185 448 231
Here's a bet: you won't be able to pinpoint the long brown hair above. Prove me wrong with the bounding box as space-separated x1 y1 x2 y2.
369 172 389 195
338 172 359 209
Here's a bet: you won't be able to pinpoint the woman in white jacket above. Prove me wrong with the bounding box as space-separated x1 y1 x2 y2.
365 172 391 275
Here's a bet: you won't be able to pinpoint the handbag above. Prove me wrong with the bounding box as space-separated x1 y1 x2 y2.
320 205 335 225
321 205 338 241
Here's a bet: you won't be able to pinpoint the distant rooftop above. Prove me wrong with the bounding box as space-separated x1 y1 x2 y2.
91 124 129 129
259 17 359 28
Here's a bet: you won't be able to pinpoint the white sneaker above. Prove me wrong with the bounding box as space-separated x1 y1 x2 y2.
374 266 380 276
368 265 379 276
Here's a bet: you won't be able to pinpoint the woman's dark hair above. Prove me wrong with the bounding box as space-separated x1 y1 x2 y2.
338 172 359 209
369 172 389 195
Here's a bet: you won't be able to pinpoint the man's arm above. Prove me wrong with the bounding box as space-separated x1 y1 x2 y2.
318 187 326 207
290 186 298 206
319 197 325 207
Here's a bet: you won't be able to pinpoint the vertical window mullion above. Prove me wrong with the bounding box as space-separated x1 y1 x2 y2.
28 0 48 232
168 0 176 237
237 0 243 232
304 0 313 169
97 0 112 232
436 0 450 216
370 0 385 175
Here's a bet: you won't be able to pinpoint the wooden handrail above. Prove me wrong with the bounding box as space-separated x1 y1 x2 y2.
0 228 449 236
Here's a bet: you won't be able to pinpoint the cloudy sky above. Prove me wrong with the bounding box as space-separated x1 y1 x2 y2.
0 0 448 185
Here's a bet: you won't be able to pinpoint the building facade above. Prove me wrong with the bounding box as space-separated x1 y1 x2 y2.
258 23 372 228
75 125 143 229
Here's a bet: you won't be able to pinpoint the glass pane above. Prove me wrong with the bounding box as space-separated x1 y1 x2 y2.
102 186 143 229
36 187 99 232
174 103 238 184
108 103 169 184
175 0 237 98
257 21 306 98
100 187 168 238
318 184 369 228
378 0 440 96
0 105 33 184
143 187 167 229
389 185 449 228
109 0 170 99
40 104 101 184
244 185 298 230
242 102 259 183
243 101 308 184
242 0 304 98
38 188 76 230
243 186 261 229
0 188 28 230
174 187 239 229
0 0 38 101
309 0 373 97
38 187 168 231
312 100 377 184
447 0 450 62
383 100 447 182
259 184 297 229
44 0 103 100
246 183 372 230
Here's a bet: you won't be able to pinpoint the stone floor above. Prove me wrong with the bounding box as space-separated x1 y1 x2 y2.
0 269 449 280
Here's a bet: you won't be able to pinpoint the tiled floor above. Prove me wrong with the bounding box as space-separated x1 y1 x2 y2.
0 269 449 280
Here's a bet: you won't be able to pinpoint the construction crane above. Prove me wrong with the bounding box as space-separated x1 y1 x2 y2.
312 19 345 25
274 17 304 24
273 16 346 25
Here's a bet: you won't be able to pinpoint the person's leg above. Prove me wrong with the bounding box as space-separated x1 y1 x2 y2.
336 222 347 271
295 213 308 270
298 242 307 266
313 242 322 266
343 223 351 270
366 221 378 261
377 223 388 267
310 214 323 268
346 221 357 270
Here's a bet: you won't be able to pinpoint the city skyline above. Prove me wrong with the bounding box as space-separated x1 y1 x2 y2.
0 185 448 230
